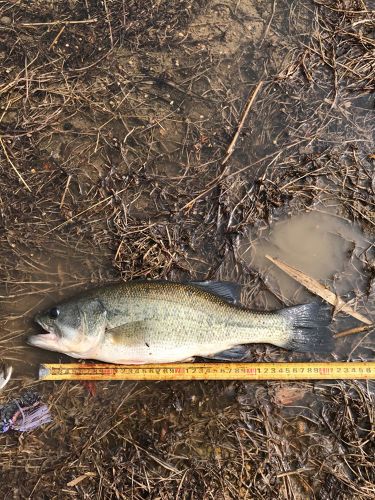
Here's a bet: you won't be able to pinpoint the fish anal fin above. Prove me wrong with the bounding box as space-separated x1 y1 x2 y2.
202 344 249 361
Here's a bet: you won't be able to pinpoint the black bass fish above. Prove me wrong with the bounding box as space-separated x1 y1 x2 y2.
28 280 333 363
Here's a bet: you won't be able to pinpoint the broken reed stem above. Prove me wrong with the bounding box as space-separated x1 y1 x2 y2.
60 175 72 208
222 80 264 165
265 255 372 325
334 325 373 338
49 25 66 50
20 19 98 27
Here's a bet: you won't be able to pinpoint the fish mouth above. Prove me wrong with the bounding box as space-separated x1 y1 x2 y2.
27 331 59 347
28 319 59 348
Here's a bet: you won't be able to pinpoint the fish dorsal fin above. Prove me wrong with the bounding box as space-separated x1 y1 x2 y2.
189 281 242 304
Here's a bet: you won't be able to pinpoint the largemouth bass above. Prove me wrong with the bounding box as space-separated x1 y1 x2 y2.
28 280 333 363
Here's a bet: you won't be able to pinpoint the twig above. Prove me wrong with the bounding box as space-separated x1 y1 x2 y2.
0 137 31 192
260 0 277 47
49 25 66 50
66 473 96 488
334 325 373 339
103 0 114 48
265 255 372 325
352 19 375 27
20 19 98 27
60 175 72 207
222 81 263 165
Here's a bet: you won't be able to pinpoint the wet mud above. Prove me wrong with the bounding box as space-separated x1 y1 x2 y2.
0 0 374 498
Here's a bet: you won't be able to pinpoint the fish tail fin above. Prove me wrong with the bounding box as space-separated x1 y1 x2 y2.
278 302 334 353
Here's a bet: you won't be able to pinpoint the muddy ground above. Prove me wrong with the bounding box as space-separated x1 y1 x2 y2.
0 0 374 498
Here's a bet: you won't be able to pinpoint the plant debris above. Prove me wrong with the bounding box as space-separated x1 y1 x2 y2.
0 0 374 497
266 254 372 325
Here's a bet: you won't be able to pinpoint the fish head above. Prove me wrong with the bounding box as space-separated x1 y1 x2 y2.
28 298 107 357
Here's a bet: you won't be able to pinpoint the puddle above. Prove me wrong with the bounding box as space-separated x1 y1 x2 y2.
239 209 371 301
2 208 371 380
1 211 373 379
238 208 374 353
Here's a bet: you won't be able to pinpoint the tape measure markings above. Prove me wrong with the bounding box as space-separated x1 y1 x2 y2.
39 362 375 381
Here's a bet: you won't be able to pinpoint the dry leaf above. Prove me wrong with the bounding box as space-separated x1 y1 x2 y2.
274 386 307 405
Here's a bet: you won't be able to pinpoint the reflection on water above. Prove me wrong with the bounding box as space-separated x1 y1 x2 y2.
238 208 374 359
0 239 116 378
239 209 372 304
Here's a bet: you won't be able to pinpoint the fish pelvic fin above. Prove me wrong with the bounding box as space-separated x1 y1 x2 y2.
278 302 334 354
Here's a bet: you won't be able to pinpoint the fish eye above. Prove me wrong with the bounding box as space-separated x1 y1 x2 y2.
49 307 60 319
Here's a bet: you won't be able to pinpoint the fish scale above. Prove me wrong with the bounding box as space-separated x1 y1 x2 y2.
93 283 290 363
28 280 334 363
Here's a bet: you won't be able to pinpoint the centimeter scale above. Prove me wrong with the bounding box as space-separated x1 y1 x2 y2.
39 362 375 381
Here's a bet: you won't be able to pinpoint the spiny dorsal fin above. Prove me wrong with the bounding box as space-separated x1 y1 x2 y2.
189 281 242 304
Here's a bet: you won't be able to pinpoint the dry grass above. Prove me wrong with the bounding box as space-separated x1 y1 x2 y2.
0 0 374 498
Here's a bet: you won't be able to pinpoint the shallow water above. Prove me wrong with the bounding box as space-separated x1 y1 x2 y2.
1 208 372 381
237 208 374 360
0 240 115 378
239 208 372 305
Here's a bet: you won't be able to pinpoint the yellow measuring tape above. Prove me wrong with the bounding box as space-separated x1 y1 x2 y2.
39 361 375 381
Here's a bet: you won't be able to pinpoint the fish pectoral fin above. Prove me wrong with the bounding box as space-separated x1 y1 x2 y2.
106 320 151 345
189 280 242 304
202 344 249 361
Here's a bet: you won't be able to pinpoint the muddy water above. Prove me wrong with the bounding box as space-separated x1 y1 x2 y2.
238 208 374 357
240 209 371 302
0 240 116 378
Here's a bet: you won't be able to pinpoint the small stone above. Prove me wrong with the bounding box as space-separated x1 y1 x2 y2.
1 16 12 25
